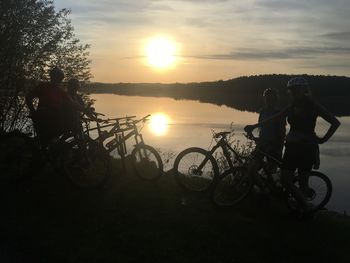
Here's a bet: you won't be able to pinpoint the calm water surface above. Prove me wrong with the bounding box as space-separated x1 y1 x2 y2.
91 94 350 213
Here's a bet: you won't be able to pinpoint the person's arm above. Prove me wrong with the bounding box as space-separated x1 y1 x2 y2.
66 93 96 119
25 87 40 113
314 101 341 144
245 105 290 134
280 119 287 141
67 95 86 112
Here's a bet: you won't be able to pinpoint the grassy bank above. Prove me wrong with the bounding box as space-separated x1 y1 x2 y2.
1 158 350 263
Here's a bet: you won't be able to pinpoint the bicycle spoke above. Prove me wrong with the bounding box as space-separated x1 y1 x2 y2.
132 145 163 181
175 148 217 192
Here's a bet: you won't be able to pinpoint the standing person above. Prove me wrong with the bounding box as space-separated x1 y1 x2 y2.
251 88 286 194
65 78 95 161
67 78 85 108
258 88 286 162
26 67 69 148
245 77 340 214
65 78 96 131
66 78 86 133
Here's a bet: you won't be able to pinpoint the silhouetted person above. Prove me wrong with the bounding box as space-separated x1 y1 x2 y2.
258 88 285 161
67 79 84 105
26 68 91 149
26 67 69 148
66 78 96 129
251 88 286 194
245 77 340 214
65 78 96 161
66 78 85 131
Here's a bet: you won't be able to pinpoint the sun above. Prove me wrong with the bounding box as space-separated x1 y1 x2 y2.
149 113 170 136
146 37 177 69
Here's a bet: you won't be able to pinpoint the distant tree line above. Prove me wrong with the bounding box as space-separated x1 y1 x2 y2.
84 74 350 116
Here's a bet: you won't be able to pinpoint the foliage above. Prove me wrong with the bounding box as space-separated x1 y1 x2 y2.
0 0 91 132
212 125 255 173
156 148 176 171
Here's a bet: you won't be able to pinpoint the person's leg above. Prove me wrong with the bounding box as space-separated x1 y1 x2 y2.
281 142 308 212
264 141 282 175
250 153 270 194
72 119 89 163
281 169 308 210
298 144 317 198
298 169 310 197
34 111 51 152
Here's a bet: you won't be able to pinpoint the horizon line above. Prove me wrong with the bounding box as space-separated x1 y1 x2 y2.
88 73 350 85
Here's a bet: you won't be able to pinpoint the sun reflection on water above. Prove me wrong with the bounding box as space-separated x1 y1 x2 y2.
149 113 170 136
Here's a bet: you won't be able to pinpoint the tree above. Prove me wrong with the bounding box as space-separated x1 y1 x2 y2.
0 0 91 132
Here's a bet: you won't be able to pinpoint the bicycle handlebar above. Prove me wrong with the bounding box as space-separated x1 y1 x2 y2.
129 114 151 125
83 115 137 124
213 131 231 139
93 112 105 117
103 116 137 123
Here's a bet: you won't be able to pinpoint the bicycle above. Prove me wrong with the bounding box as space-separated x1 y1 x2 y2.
173 130 248 192
211 133 333 214
0 114 112 189
83 114 163 181
61 113 113 189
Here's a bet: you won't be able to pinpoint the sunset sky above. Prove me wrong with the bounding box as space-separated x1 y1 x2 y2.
55 0 350 83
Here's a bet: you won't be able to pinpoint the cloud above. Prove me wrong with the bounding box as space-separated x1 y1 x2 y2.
191 46 350 61
54 0 350 81
301 63 350 70
255 0 307 10
320 31 350 41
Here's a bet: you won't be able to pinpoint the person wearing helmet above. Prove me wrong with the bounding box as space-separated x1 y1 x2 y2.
245 77 340 214
258 88 285 159
249 88 286 195
26 67 69 148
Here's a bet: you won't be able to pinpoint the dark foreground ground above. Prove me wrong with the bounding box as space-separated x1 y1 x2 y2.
1 159 350 263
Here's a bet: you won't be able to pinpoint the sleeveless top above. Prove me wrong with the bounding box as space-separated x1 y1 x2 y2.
258 107 285 141
286 97 318 143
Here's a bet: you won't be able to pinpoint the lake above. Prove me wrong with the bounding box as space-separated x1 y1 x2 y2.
91 94 350 213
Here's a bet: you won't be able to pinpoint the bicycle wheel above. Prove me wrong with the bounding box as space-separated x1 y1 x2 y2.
63 139 112 189
173 147 219 192
131 144 163 181
0 131 38 183
211 167 253 207
286 171 332 212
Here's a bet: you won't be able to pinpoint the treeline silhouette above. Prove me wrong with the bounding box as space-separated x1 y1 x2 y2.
83 74 350 116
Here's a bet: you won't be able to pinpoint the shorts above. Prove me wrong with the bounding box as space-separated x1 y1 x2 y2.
259 141 283 161
282 142 318 172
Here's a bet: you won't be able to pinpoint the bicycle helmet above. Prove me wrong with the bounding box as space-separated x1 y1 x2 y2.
287 77 308 88
49 67 64 82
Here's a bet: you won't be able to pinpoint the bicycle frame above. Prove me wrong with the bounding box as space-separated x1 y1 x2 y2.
196 135 245 174
244 137 314 192
83 115 150 169
105 122 144 154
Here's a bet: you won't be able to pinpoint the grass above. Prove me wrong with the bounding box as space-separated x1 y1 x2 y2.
1 157 350 263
